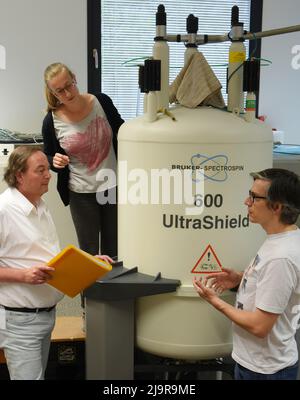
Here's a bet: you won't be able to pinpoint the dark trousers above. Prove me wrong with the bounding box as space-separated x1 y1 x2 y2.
69 190 117 257
69 190 117 308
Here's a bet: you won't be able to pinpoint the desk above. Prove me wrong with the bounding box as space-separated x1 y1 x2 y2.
273 152 300 174
47 317 85 380
51 316 85 342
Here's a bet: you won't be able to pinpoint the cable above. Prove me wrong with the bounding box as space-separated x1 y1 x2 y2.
254 57 272 66
227 62 244 84
122 56 151 67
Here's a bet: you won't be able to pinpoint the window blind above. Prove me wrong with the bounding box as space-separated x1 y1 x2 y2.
101 0 251 120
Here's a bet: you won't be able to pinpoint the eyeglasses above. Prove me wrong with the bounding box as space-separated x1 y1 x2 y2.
248 190 267 204
51 80 76 96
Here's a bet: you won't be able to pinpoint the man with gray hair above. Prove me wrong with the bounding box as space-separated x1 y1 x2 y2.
0 146 63 380
193 168 300 380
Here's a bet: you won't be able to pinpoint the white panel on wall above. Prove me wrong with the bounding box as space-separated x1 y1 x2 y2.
0 0 87 258
0 44 6 70
0 0 87 132
259 0 300 144
0 1 86 316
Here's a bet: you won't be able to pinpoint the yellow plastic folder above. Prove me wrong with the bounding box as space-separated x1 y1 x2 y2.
47 244 112 297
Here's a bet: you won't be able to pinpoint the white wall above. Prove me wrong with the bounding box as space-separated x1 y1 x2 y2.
0 0 87 132
0 0 87 248
259 0 300 144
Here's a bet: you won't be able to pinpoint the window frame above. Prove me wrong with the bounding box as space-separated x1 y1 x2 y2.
87 0 263 109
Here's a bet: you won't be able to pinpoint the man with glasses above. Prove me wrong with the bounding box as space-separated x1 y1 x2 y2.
193 168 300 380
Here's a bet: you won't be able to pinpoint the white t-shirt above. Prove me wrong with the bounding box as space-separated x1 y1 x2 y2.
232 229 300 374
0 188 63 308
53 96 117 193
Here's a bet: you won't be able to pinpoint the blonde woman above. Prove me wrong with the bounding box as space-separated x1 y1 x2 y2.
42 62 124 260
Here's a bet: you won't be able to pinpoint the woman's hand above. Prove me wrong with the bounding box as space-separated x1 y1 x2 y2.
53 153 70 169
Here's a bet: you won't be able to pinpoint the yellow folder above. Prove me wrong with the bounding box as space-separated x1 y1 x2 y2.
47 244 112 297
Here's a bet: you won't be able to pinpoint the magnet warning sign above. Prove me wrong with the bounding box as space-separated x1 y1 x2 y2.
191 244 222 273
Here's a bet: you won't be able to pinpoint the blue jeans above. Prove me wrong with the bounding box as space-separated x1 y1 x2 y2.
234 362 299 380
0 308 56 380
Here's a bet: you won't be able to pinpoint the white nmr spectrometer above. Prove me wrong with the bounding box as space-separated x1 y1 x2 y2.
85 4 300 380
118 5 300 361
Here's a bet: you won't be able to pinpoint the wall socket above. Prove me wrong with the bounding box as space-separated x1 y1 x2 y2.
0 144 14 167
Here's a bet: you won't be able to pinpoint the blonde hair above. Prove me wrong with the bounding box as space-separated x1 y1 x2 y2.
4 145 43 187
44 62 74 112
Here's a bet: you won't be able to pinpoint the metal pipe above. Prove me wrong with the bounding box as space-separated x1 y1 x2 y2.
196 34 229 44
166 34 228 44
243 25 300 40
166 25 300 45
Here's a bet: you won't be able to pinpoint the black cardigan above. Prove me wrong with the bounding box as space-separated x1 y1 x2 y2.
42 93 124 206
